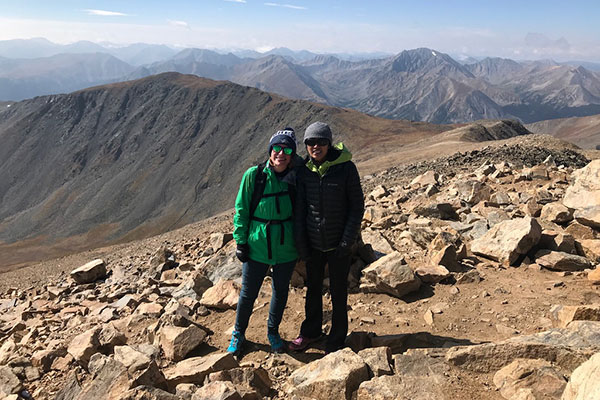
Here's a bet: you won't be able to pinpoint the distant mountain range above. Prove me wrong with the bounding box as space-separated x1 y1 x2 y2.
1 38 600 124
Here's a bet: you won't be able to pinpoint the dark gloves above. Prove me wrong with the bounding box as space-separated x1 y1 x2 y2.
297 247 311 263
335 241 351 258
236 244 250 263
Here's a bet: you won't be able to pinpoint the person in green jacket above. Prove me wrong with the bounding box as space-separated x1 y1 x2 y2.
228 128 299 356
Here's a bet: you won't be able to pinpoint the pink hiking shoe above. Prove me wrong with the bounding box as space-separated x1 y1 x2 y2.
288 335 320 351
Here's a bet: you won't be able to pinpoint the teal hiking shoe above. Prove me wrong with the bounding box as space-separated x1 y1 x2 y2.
227 330 244 355
267 333 287 353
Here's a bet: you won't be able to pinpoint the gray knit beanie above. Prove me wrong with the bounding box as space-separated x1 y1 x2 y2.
303 121 332 145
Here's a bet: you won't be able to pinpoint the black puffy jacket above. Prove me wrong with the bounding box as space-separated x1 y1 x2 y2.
294 143 364 255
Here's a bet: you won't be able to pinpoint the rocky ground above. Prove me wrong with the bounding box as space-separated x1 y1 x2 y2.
1 134 600 400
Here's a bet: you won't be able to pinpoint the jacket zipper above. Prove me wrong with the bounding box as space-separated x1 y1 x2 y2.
319 175 327 250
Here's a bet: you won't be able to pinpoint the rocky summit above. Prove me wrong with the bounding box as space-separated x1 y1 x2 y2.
0 142 600 400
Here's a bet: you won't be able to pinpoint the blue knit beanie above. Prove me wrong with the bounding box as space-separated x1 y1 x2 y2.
269 127 297 155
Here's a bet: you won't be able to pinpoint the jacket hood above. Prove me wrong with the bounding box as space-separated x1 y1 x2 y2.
306 142 352 176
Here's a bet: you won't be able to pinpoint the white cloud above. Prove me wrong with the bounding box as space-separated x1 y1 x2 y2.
224 0 246 3
168 20 190 29
84 9 129 17
264 3 307 9
0 17 225 47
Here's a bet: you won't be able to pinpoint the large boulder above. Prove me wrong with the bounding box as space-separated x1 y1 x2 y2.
551 305 600 328
493 359 567 400
561 351 600 400
357 347 393 377
563 160 600 230
0 366 21 397
359 351 454 400
67 328 101 368
287 348 370 400
359 252 421 298
70 259 107 284
451 180 492 205
541 202 574 225
206 367 272 398
73 357 130 400
160 325 207 362
576 239 600 262
470 217 542 265
200 280 240 310
163 353 239 388
446 321 600 373
535 250 592 272
191 381 242 400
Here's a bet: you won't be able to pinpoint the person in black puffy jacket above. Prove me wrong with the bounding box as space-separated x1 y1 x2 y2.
290 121 364 353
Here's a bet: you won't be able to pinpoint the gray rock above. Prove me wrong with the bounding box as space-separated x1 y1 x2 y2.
550 305 600 328
0 366 21 396
563 160 600 211
357 347 393 377
67 327 101 368
73 357 129 400
163 353 239 388
199 280 240 310
198 242 241 283
561 351 600 400
452 180 492 205
114 345 152 372
493 358 567 400
359 351 453 400
191 381 242 400
413 203 458 221
471 217 542 265
160 324 207 362
172 271 213 300
53 371 82 400
360 252 421 298
207 367 272 397
541 202 574 225
446 321 600 372
414 264 450 284
209 232 234 254
539 231 577 254
121 385 181 400
573 207 600 230
70 259 107 284
287 348 369 400
535 250 592 272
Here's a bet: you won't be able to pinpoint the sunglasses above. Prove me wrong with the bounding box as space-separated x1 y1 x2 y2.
272 145 293 155
305 138 329 147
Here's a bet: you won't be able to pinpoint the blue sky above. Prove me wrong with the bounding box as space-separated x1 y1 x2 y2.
2 0 600 61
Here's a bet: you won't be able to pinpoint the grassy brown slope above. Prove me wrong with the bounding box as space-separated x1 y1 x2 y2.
526 114 600 149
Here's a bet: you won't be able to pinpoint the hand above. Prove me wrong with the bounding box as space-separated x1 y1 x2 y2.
298 247 311 263
335 241 351 258
236 244 250 263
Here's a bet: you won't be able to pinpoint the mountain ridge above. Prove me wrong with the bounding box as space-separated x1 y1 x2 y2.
2 41 600 124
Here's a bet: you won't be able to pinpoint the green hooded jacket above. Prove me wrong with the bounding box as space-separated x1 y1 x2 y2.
233 163 298 264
